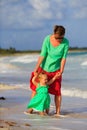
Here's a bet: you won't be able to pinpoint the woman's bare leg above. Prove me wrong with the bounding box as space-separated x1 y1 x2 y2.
54 95 62 115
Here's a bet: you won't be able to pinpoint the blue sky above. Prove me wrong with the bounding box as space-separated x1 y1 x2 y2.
0 0 87 50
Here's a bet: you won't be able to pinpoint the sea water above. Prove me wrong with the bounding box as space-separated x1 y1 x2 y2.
0 51 87 130
0 51 87 99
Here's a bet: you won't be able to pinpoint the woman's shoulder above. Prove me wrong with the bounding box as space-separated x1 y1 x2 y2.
42 35 51 47
63 37 69 42
63 38 69 45
44 34 51 40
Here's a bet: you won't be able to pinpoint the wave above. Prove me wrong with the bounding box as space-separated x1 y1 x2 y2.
0 63 20 73
0 80 87 99
62 88 87 99
16 84 87 99
81 61 87 66
10 55 38 63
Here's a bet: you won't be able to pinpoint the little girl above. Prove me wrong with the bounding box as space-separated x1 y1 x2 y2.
25 72 59 116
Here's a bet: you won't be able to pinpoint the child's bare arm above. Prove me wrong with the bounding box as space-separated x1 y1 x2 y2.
32 74 38 87
47 73 60 85
47 77 56 85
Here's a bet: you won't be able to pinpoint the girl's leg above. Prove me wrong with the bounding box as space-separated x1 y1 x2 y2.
54 95 62 115
45 109 49 114
26 91 36 113
25 108 33 114
31 91 36 98
39 111 45 116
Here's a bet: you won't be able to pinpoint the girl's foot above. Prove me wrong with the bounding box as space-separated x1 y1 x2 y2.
45 109 49 114
44 112 49 116
24 109 33 115
39 112 45 116
24 111 32 115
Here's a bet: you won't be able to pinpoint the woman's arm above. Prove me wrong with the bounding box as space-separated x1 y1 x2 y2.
60 58 66 74
60 40 69 74
34 36 48 73
55 58 66 78
34 56 44 73
48 58 66 85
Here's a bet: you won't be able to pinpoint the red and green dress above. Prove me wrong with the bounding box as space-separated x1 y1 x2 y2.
30 35 69 96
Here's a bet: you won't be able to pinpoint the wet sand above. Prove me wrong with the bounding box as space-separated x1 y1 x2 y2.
0 84 87 130
0 84 31 130
0 84 19 90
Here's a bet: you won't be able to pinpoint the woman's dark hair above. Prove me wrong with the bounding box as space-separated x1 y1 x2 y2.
54 25 65 36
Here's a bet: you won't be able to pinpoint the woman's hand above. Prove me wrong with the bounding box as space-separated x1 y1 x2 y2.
34 56 44 75
55 71 62 79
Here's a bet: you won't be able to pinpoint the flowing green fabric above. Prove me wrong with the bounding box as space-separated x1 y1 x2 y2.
27 84 50 111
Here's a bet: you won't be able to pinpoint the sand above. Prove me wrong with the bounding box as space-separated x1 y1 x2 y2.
0 84 19 90
0 84 31 130
0 84 87 130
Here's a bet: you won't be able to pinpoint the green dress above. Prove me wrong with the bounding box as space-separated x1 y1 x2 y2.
27 84 50 112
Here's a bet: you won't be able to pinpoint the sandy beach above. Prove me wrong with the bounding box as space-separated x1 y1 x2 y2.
0 53 87 130
0 84 31 130
0 84 87 130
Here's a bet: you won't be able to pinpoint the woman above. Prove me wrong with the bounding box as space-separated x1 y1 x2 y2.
30 25 69 116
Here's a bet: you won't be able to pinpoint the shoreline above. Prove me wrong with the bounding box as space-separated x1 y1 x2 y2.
0 84 19 90
0 49 87 57
0 84 87 130
0 85 31 130
0 51 87 129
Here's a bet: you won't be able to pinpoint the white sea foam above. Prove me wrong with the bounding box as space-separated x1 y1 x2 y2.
42 127 70 130
10 55 39 63
62 88 87 99
0 63 13 72
0 54 87 100
15 83 87 99
81 61 87 66
0 63 19 73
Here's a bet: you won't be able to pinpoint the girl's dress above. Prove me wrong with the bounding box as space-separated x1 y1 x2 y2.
27 83 50 112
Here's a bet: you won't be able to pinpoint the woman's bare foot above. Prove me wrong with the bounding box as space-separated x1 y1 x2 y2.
53 112 60 117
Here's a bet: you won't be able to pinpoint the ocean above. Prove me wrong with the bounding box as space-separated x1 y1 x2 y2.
0 51 87 98
0 51 87 130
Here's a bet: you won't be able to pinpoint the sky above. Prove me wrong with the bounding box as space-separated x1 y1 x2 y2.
0 0 87 50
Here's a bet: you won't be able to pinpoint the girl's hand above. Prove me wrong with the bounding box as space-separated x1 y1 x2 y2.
34 72 38 77
55 72 62 79
34 69 38 75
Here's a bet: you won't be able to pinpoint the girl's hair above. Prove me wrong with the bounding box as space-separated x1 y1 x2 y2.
38 72 47 79
53 25 65 36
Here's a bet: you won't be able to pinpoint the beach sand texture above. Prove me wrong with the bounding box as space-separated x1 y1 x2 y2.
0 84 87 130
0 53 87 130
